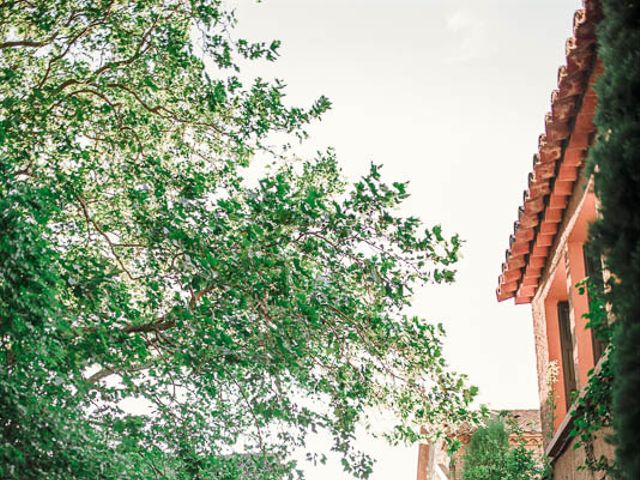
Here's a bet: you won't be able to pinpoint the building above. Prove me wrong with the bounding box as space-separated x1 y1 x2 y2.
495 1 613 478
416 410 543 480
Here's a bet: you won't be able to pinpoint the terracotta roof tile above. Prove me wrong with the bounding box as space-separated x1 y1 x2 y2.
496 0 602 303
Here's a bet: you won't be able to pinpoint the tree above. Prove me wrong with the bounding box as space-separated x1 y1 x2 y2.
0 1 476 479
461 417 544 480
587 1 640 478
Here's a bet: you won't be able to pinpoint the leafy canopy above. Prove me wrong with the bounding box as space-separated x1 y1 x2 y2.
0 1 476 478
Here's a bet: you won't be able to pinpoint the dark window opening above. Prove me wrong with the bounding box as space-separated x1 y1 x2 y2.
558 301 577 410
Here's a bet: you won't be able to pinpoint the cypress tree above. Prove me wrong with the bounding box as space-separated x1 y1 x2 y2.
589 1 640 478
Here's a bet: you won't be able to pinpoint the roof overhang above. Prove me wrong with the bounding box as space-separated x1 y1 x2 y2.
496 0 602 304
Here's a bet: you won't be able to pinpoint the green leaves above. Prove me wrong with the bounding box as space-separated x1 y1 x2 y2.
462 417 544 480
0 1 475 479
567 277 616 476
587 1 640 478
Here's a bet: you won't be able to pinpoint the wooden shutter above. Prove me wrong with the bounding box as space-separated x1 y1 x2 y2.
557 301 577 410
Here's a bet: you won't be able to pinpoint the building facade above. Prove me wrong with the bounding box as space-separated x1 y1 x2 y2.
495 1 613 478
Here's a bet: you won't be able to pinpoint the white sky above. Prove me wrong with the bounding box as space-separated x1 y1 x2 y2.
228 1 583 478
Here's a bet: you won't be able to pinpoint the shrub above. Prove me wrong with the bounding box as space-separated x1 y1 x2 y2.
462 417 543 480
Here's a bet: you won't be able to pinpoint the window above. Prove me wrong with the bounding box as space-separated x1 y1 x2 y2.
557 301 577 410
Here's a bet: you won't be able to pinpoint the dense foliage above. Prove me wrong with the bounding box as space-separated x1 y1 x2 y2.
587 1 640 478
461 417 544 480
0 1 477 479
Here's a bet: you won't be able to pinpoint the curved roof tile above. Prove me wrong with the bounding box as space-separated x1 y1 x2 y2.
497 0 601 303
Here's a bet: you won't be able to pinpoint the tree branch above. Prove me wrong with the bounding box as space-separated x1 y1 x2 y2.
76 195 143 281
0 34 57 50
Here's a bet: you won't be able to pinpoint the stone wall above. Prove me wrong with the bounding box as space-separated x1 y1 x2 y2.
551 431 614 480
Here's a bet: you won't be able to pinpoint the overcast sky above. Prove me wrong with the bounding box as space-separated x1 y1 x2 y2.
228 1 582 478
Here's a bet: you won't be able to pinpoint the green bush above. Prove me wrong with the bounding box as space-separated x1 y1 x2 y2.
462 417 543 480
